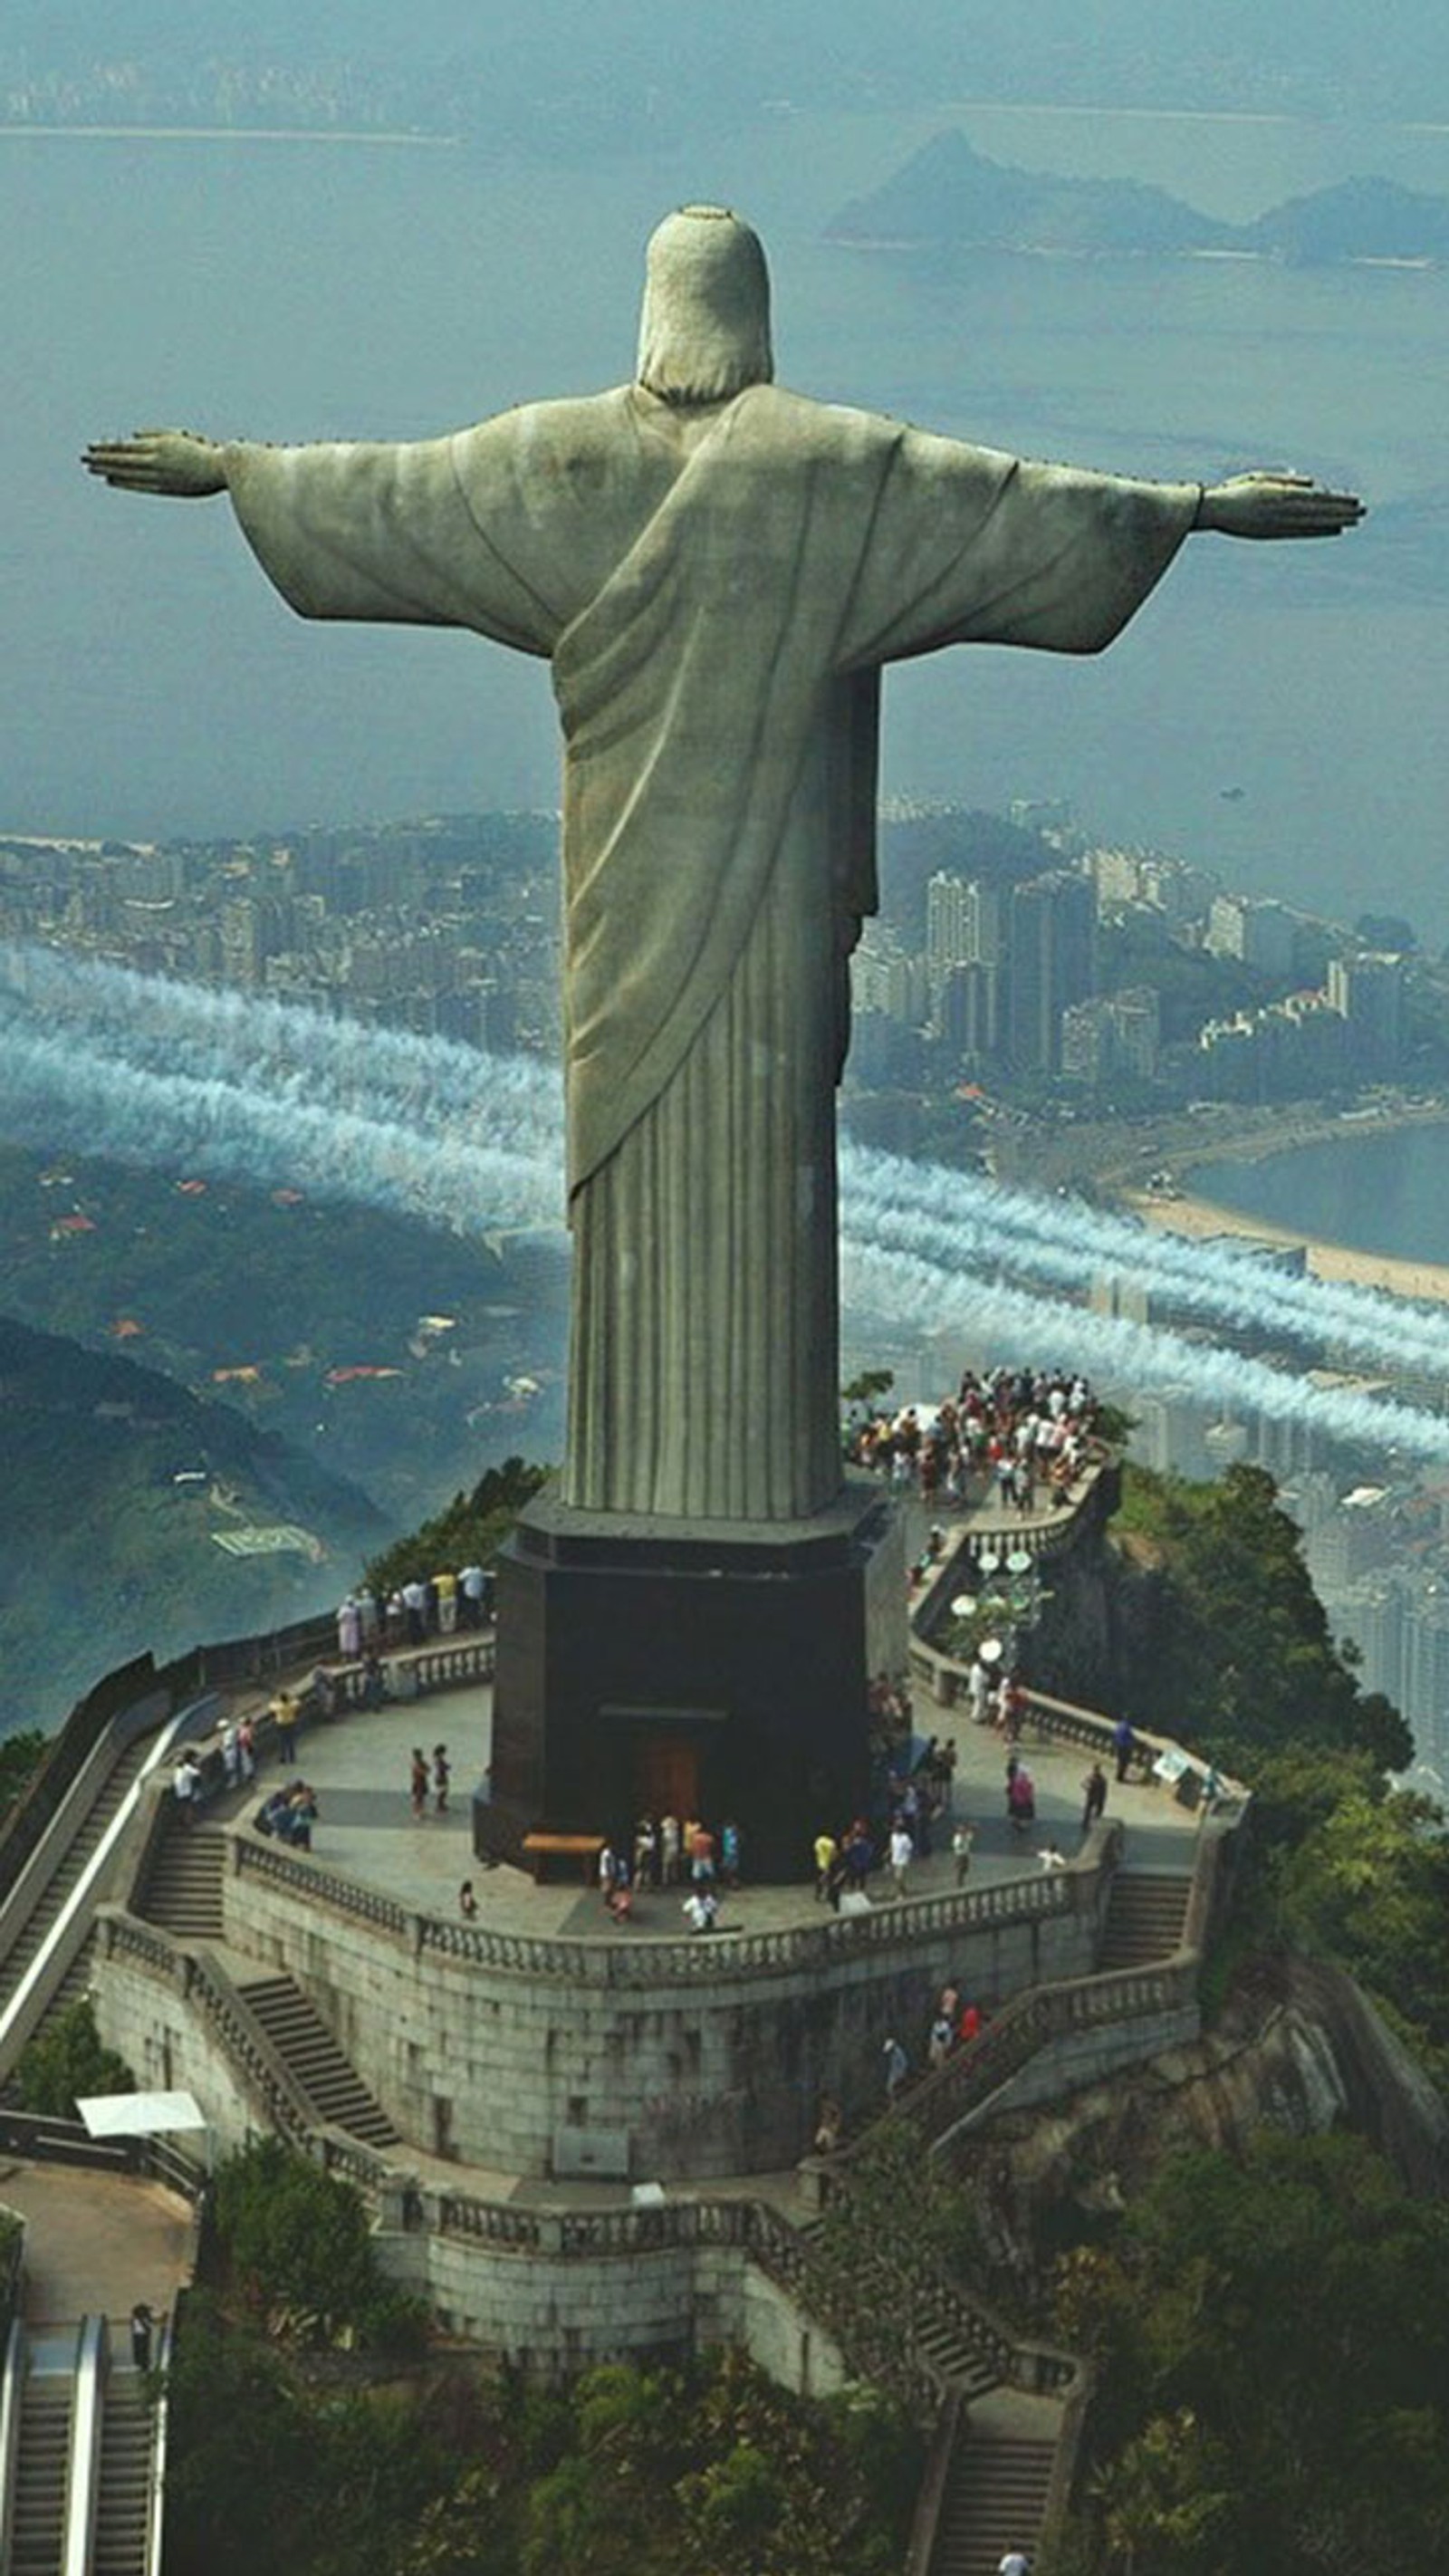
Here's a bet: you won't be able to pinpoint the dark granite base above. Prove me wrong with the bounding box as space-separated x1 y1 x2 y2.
481 1480 902 1884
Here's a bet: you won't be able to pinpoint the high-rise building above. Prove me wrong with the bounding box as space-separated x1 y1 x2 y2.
1008 869 1094 1072
1326 950 1406 1078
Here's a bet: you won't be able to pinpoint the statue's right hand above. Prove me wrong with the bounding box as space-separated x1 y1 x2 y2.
82 428 227 498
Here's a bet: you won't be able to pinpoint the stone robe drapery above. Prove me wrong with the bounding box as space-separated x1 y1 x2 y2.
226 384 1196 1522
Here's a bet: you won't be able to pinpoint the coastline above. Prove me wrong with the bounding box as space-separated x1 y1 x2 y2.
1123 1185 1449 1308
993 1089 1449 1309
1112 1098 1449 1308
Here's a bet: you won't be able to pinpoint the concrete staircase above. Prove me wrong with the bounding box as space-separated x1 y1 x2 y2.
7 2370 73 2576
138 1820 227 1940
237 1973 401 2148
931 2427 1059 2576
93 2367 154 2576
910 2310 1012 2404
1099 1869 1191 1970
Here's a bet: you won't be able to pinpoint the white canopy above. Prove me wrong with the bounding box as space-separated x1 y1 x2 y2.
76 2091 208 2139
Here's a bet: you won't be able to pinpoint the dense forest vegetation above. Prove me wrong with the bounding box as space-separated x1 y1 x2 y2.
1027 1463 1449 2571
159 2142 920 2576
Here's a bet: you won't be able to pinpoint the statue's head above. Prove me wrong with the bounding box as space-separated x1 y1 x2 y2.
637 206 773 404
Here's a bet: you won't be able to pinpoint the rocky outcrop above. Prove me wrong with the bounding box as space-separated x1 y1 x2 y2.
947 1957 1449 2303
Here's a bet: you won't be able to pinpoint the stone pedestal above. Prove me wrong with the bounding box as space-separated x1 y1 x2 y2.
483 1479 903 1883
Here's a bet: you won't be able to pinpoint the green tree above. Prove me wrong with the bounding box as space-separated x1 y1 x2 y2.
163 2293 452 2576
212 2138 384 2341
14 1998 134 2118
366 1455 546 1599
1271 1777 1449 2086
1113 1463 1411 1772
1057 2130 1449 2575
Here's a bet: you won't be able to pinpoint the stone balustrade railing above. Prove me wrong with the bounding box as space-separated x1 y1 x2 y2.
229 1825 1079 1985
101 1908 318 2160
91 1900 947 2414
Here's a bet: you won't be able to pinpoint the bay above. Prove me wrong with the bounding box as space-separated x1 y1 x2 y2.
6 101 1449 930
1192 1121 1449 1268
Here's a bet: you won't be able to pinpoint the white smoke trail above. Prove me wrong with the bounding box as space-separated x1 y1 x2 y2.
0 1014 557 1234
4 939 1449 1457
840 1239 1449 1464
843 1145 1449 1387
0 941 561 1152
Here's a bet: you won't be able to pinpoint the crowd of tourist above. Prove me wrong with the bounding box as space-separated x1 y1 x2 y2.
847 1365 1104 1514
335 1566 494 1660
595 1814 744 1928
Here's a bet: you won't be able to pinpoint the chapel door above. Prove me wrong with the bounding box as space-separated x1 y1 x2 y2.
632 1733 701 1820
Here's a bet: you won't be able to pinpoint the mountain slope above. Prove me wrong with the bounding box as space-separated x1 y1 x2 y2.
0 1312 386 1735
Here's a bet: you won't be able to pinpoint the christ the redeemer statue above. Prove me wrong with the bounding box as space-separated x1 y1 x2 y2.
86 206 1362 1530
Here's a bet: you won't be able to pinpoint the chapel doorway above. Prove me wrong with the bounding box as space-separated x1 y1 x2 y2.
631 1732 702 1821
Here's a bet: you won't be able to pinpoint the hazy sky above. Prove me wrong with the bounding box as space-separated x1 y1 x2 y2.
12 2 1449 117
7 13 1449 930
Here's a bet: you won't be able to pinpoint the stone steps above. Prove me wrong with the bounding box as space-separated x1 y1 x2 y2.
911 2317 1005 2400
795 2215 1006 2404
237 1973 401 2148
139 1820 227 1941
931 2432 1058 2576
1099 1869 1191 1970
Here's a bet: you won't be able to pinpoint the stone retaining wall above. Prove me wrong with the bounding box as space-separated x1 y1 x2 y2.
372 2222 850 2389
205 1846 1106 2179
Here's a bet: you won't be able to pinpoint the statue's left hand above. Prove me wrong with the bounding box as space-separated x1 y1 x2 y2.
1197 472 1364 540
82 428 228 498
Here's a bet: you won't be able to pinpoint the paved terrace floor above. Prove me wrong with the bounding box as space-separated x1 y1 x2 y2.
197 1677 1201 1945
0 2161 194 2335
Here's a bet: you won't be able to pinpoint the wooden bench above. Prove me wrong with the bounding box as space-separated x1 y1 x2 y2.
521 1830 606 1887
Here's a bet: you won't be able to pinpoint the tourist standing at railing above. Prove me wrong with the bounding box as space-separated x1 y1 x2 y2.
337 1593 363 1659
1081 1761 1108 1835
1113 1713 1137 1783
967 1656 991 1726
888 1821 914 1899
271 1687 299 1764
812 1827 838 1899
952 1818 976 1889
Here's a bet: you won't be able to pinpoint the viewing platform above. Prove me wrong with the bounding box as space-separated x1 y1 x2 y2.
180 1660 1203 1944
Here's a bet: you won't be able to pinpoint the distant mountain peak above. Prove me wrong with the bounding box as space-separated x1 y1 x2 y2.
829 130 1449 265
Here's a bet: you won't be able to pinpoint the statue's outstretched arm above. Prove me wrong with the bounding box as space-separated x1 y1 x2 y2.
1195 471 1364 540
82 428 229 498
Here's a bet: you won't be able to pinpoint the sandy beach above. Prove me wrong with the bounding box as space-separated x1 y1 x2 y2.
1124 1186 1449 1309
